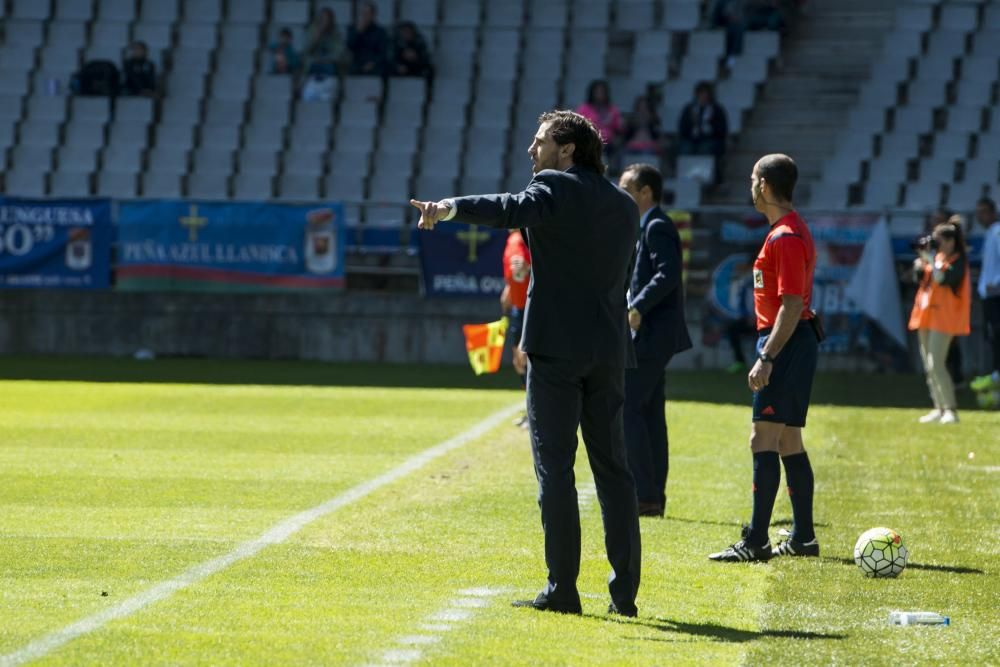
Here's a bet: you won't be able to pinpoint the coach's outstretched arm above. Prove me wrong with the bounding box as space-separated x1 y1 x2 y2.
409 172 560 231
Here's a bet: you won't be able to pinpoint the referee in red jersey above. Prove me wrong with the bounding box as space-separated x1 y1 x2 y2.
709 154 821 562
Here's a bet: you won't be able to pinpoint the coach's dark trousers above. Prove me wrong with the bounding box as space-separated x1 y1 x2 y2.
525 354 642 611
624 358 671 506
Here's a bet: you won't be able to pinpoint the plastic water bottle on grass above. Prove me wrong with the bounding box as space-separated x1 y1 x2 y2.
888 611 950 626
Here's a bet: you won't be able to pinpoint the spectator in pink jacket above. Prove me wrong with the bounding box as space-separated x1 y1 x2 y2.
576 79 623 147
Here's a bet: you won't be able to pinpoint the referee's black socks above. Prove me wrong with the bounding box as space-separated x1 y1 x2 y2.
781 452 816 544
749 451 781 547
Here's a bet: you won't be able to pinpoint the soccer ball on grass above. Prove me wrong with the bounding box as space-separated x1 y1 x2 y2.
854 527 908 577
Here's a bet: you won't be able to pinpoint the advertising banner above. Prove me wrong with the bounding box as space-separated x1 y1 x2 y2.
701 211 900 354
0 197 112 289
117 201 345 291
417 222 507 298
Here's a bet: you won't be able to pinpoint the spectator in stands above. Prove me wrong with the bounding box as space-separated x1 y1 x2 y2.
122 41 156 97
304 8 346 76
622 95 664 159
713 0 791 66
270 28 302 75
348 1 389 76
577 80 623 148
908 220 971 424
677 81 728 162
391 21 432 78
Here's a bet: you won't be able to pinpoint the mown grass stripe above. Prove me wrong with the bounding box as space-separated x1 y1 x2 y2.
0 402 522 667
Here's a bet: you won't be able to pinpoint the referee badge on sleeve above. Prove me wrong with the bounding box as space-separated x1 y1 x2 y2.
753 268 764 289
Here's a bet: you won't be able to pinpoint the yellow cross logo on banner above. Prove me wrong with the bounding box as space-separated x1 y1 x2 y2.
179 205 208 242
456 225 491 262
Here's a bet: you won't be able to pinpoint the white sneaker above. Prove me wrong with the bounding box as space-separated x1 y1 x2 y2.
918 409 943 423
940 410 959 424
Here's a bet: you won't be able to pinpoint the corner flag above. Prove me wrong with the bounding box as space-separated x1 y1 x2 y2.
462 317 508 375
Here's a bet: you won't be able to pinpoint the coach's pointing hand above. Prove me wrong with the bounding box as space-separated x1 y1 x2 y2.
409 199 453 230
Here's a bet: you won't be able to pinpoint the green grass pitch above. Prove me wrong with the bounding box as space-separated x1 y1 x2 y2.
0 358 996 665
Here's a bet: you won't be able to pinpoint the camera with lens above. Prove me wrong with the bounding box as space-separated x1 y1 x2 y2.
911 235 939 253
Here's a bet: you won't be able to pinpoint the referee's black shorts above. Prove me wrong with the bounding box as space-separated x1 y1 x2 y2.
752 320 819 428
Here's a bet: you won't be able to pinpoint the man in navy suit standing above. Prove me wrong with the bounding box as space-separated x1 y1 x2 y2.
618 164 692 518
410 110 642 617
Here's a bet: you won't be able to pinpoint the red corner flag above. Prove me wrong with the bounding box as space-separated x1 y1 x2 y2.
462 317 509 375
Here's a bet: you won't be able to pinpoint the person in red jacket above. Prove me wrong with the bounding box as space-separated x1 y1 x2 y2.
501 230 532 400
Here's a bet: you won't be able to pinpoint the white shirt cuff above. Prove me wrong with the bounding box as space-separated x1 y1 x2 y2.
442 199 457 221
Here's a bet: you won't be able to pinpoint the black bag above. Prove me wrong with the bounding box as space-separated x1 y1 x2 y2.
76 60 120 97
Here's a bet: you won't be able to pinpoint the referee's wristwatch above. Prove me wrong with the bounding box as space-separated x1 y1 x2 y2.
757 352 775 364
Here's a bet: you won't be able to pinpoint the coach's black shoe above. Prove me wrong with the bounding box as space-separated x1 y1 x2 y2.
772 536 820 557
512 590 582 615
708 525 772 562
638 501 664 517
607 602 638 618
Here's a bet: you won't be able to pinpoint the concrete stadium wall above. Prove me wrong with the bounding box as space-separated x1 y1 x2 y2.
0 290 986 373
0 291 500 364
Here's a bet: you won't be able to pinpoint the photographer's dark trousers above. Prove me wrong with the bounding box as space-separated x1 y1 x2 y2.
525 354 641 611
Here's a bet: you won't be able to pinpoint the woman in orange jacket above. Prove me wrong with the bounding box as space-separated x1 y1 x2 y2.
908 220 971 424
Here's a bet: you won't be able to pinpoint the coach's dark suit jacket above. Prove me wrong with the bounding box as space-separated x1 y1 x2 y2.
449 166 640 367
628 206 692 363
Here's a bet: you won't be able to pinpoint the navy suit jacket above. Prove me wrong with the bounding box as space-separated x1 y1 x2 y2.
629 206 693 363
449 166 640 368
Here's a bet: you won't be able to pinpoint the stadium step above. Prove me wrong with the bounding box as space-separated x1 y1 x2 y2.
710 0 900 204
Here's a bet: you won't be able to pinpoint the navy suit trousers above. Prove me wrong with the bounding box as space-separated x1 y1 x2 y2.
624 358 671 506
525 354 641 611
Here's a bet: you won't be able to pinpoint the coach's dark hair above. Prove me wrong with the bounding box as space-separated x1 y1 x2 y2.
538 110 606 175
623 163 663 202
978 196 997 213
756 153 798 202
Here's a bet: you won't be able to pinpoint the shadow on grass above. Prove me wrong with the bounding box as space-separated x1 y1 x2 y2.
827 556 984 575
0 356 974 409
666 515 830 529
584 614 847 642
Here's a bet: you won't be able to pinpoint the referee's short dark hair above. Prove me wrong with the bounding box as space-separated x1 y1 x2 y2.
623 163 663 203
757 154 798 202
978 196 997 213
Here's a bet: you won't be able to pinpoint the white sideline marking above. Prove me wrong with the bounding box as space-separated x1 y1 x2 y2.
369 587 509 666
429 609 472 623
578 481 597 512
452 597 490 608
0 403 523 667
960 464 1000 473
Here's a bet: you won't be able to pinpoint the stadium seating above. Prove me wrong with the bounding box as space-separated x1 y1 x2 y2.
0 0 790 221
808 0 1000 210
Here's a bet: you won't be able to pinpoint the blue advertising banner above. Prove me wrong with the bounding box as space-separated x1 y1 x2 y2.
417 222 508 298
117 201 345 291
0 197 112 289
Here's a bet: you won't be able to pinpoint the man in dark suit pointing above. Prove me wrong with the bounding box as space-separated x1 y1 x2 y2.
411 110 642 617
619 164 692 518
